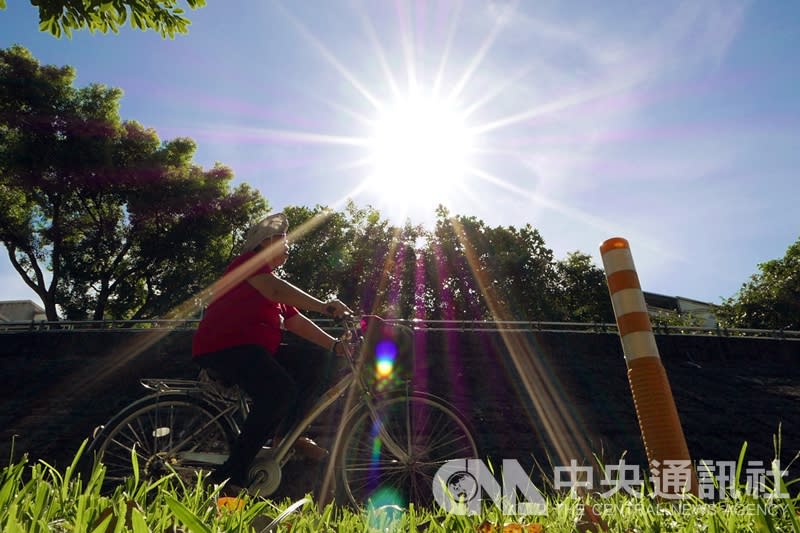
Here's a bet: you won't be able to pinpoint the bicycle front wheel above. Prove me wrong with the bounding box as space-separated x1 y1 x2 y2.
339 392 478 508
89 394 237 487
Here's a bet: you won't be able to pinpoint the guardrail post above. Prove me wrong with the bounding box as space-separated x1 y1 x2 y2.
600 237 697 497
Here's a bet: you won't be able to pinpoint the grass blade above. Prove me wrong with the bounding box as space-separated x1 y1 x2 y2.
130 507 149 533
164 495 212 533
735 442 748 498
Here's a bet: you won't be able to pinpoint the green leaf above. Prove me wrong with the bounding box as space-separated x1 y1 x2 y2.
735 441 748 497
0 461 25 508
60 439 87 501
38 17 55 35
0 1 7 10
88 513 114 533
131 443 140 489
4 510 26 533
164 495 212 533
130 507 149 533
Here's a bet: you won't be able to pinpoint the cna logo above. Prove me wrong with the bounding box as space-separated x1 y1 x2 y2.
433 459 547 515
444 470 479 501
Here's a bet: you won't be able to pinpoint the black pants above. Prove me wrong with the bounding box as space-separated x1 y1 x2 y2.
195 343 332 485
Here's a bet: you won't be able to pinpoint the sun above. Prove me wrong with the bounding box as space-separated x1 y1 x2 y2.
364 93 475 212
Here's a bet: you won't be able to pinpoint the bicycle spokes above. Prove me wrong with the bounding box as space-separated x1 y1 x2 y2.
340 394 477 508
95 399 235 485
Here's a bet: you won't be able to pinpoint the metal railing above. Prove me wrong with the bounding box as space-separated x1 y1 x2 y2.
0 318 200 332
387 319 800 340
1 317 798 341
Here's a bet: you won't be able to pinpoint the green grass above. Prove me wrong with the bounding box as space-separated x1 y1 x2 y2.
2 442 799 532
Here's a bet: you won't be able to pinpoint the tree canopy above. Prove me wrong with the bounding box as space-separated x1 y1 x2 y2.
0 0 205 38
0 45 267 321
275 204 615 324
716 237 800 331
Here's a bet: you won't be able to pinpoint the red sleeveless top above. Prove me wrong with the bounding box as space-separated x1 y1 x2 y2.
192 251 298 357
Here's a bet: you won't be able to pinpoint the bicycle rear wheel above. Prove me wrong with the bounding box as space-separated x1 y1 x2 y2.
339 392 478 508
89 393 237 487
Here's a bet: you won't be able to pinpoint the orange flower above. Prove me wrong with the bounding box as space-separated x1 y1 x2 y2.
217 496 245 512
476 520 544 532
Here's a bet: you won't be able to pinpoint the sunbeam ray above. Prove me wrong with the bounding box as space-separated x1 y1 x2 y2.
447 0 518 102
189 125 370 147
467 166 682 261
317 223 415 506
326 177 374 210
432 0 464 97
354 0 401 99
462 63 535 119
394 0 417 93
471 63 653 135
274 1 384 110
298 90 377 128
446 216 595 468
15 207 364 443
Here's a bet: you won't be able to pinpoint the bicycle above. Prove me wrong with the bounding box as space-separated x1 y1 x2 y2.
85 315 478 507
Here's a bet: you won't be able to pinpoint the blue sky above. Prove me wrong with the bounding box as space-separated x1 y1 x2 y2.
1 0 798 308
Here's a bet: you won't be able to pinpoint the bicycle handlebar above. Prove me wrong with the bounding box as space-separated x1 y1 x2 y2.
331 314 387 361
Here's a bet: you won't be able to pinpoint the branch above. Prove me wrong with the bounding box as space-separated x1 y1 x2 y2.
108 235 133 274
78 194 101 225
107 256 144 294
6 245 46 295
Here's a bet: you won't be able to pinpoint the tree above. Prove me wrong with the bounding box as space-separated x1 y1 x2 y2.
554 251 615 323
338 202 395 314
280 204 352 308
716 237 800 331
427 208 490 320
0 46 267 320
0 0 205 38
479 221 561 321
375 220 427 320
425 207 565 322
280 202 415 318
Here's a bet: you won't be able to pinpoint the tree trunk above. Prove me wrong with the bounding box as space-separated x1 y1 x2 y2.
92 279 109 321
5 245 59 321
42 293 59 322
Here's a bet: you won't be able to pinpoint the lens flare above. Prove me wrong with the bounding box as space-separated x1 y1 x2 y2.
367 499 406 526
371 434 382 462
367 496 406 529
375 339 397 379
369 419 383 494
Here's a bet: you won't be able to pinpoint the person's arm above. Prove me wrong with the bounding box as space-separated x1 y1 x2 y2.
284 313 345 355
247 272 350 317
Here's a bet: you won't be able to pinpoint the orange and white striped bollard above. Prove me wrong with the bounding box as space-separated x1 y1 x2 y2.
599 237 697 497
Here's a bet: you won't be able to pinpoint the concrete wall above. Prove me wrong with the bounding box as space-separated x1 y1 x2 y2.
1 328 798 488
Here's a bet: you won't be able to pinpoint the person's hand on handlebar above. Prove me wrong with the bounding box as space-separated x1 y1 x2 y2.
324 298 352 319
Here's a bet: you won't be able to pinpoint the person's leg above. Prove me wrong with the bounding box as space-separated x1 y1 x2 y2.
273 343 334 433
196 345 297 485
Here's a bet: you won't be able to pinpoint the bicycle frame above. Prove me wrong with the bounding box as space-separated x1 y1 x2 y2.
176 315 411 468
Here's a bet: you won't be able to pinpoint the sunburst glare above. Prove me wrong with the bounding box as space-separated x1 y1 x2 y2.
365 94 476 208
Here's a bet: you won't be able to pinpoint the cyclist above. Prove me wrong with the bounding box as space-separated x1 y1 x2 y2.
192 211 352 490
